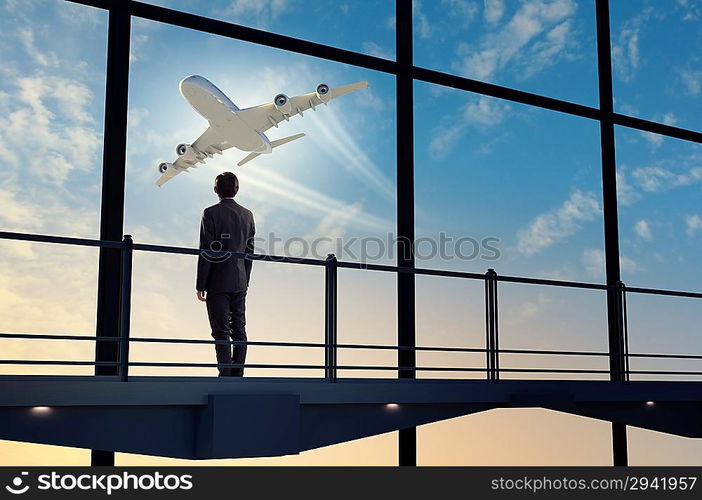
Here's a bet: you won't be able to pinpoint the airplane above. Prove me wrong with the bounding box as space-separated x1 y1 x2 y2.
155 75 369 186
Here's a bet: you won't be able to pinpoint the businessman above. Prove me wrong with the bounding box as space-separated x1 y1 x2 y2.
196 172 255 377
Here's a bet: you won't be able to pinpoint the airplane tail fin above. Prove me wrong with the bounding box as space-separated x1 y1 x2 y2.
237 133 306 166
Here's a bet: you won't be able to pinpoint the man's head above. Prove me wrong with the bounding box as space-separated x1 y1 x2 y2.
214 172 239 198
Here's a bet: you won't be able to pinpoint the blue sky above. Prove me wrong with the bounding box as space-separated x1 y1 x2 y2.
0 0 701 465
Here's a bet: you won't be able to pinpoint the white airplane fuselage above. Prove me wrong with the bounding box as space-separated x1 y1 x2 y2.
179 75 271 153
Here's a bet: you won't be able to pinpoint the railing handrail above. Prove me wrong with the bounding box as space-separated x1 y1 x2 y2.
2 331 702 360
4 229 702 298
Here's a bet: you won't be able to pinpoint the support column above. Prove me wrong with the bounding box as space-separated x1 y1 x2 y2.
396 0 416 467
595 0 628 466
92 3 131 466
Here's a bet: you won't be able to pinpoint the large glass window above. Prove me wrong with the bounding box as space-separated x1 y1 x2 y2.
414 81 604 281
0 0 107 375
0 0 107 237
616 127 702 292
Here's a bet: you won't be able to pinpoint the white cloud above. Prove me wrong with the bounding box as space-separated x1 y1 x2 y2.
429 122 467 160
632 165 702 192
686 214 702 236
523 19 572 78
18 27 58 68
429 96 510 159
464 95 510 126
677 0 702 21
582 248 639 278
582 248 604 277
641 113 677 147
453 0 578 81
616 168 641 206
516 190 602 255
130 34 149 63
0 74 102 185
503 292 552 326
413 0 433 39
219 0 289 29
612 8 658 83
361 41 394 60
483 0 505 24
620 255 639 273
680 69 702 95
634 219 652 240
612 25 640 82
442 0 479 25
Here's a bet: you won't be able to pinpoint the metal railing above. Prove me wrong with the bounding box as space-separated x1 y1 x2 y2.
1 229 702 382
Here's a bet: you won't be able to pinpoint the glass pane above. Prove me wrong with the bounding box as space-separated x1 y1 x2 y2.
136 0 395 58
616 127 702 292
611 0 702 132
0 242 99 376
416 276 485 379
499 284 608 380
129 254 324 378
0 0 106 377
125 19 396 378
0 0 107 237
625 293 702 382
414 81 604 282
337 270 397 379
413 0 598 106
126 19 396 257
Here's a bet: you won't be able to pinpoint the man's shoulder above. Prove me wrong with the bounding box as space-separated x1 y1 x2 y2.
238 204 254 219
203 203 220 214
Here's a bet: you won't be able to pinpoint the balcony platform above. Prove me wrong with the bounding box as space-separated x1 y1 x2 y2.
1 376 700 459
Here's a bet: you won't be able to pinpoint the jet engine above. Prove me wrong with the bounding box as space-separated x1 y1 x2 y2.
176 143 200 163
158 162 172 174
273 93 292 115
316 83 331 103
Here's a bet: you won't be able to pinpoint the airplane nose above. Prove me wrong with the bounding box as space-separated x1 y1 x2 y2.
179 75 205 99
179 75 200 90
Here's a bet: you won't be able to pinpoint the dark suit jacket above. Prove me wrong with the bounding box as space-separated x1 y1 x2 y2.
196 198 255 293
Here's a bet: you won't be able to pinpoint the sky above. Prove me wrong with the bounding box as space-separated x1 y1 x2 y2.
0 0 701 465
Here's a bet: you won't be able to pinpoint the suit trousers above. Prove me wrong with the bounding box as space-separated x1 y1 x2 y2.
205 291 248 377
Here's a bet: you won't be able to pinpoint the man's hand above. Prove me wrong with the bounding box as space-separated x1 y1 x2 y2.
196 290 207 302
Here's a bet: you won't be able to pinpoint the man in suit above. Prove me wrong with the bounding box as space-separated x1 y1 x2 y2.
196 172 255 377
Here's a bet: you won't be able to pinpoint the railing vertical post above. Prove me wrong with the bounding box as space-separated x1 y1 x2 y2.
485 272 492 380
485 269 499 381
618 281 630 382
119 234 133 382
324 253 338 382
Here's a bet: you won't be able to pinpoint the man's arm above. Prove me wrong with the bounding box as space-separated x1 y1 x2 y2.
245 216 255 285
196 210 215 293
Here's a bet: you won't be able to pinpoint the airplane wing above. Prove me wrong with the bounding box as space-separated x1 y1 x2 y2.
155 126 233 186
236 81 368 134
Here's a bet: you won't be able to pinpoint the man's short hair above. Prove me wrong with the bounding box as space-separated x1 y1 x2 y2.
215 172 239 198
